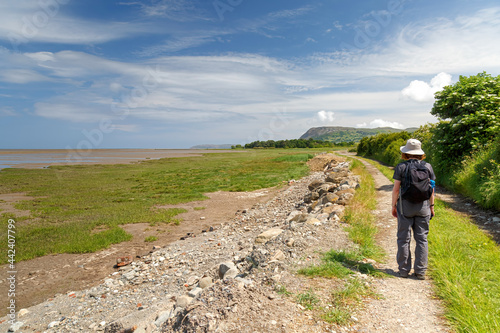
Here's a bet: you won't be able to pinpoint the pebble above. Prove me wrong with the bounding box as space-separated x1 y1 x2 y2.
0 155 360 333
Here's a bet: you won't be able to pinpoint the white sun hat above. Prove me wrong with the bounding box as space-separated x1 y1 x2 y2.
400 139 425 155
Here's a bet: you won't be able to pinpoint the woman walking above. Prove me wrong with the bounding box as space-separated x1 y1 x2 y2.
391 139 435 280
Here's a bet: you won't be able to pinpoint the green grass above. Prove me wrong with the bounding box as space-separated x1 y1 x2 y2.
322 278 378 325
429 201 500 332
451 139 500 210
296 289 320 310
144 236 158 242
298 260 353 279
360 155 500 332
0 149 326 263
343 158 385 260
275 284 292 296
298 249 384 279
273 153 314 162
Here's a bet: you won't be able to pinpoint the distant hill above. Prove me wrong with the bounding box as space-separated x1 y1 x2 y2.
299 126 417 143
190 144 235 149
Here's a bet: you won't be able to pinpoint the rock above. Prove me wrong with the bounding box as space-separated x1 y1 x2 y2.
308 180 323 191
285 238 295 247
234 276 253 287
198 277 213 289
154 311 173 327
492 217 500 223
270 250 286 261
316 213 329 222
48 321 60 328
322 193 339 204
309 201 320 212
176 295 194 308
322 204 345 218
17 309 29 317
304 191 320 203
290 214 308 223
104 322 124 333
8 322 23 332
218 261 237 279
223 267 239 279
188 287 203 298
305 217 321 225
186 276 199 286
337 188 356 196
122 270 137 281
255 228 283 243
325 170 349 183
311 191 320 200
317 184 332 196
286 210 301 222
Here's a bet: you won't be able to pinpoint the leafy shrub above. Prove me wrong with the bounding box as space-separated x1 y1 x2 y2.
430 72 500 174
452 138 500 209
357 131 410 166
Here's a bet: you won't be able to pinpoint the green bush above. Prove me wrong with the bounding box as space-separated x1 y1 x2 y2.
357 132 410 166
452 138 500 209
430 72 500 173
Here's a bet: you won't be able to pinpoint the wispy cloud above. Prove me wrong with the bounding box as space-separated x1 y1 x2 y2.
0 2 152 46
121 0 213 22
0 106 17 117
1 6 499 138
0 69 51 83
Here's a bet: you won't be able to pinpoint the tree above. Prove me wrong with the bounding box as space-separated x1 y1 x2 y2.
430 72 500 172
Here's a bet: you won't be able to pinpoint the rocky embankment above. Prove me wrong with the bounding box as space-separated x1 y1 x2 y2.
2 154 363 333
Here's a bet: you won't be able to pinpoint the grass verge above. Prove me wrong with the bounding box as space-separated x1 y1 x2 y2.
0 149 323 263
360 155 500 332
429 201 500 332
343 158 385 261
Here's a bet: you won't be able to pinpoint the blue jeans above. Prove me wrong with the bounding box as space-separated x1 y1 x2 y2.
396 206 430 275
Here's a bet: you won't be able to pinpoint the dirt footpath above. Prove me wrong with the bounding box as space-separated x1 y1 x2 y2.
348 156 450 333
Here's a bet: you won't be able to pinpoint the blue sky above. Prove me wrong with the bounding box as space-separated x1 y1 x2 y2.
1 0 499 149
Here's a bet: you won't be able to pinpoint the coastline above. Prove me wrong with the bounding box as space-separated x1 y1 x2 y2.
0 148 239 169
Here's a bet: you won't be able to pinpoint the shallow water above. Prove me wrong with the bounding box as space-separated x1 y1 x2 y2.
0 149 234 169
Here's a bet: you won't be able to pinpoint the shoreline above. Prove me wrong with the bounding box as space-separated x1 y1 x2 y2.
0 148 240 169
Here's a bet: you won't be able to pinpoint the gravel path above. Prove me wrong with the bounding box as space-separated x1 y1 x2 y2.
350 157 451 333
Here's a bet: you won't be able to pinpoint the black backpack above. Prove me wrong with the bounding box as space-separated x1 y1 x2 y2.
400 160 433 203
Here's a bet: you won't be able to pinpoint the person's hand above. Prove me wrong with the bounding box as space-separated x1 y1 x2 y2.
430 205 435 219
392 205 398 218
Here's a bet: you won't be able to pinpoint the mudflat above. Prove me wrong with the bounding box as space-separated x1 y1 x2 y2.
0 149 239 169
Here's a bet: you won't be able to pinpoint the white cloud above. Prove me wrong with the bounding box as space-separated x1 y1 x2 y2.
401 72 452 102
402 72 453 102
3 7 499 135
317 110 335 122
356 119 405 129
0 2 151 46
0 69 50 83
